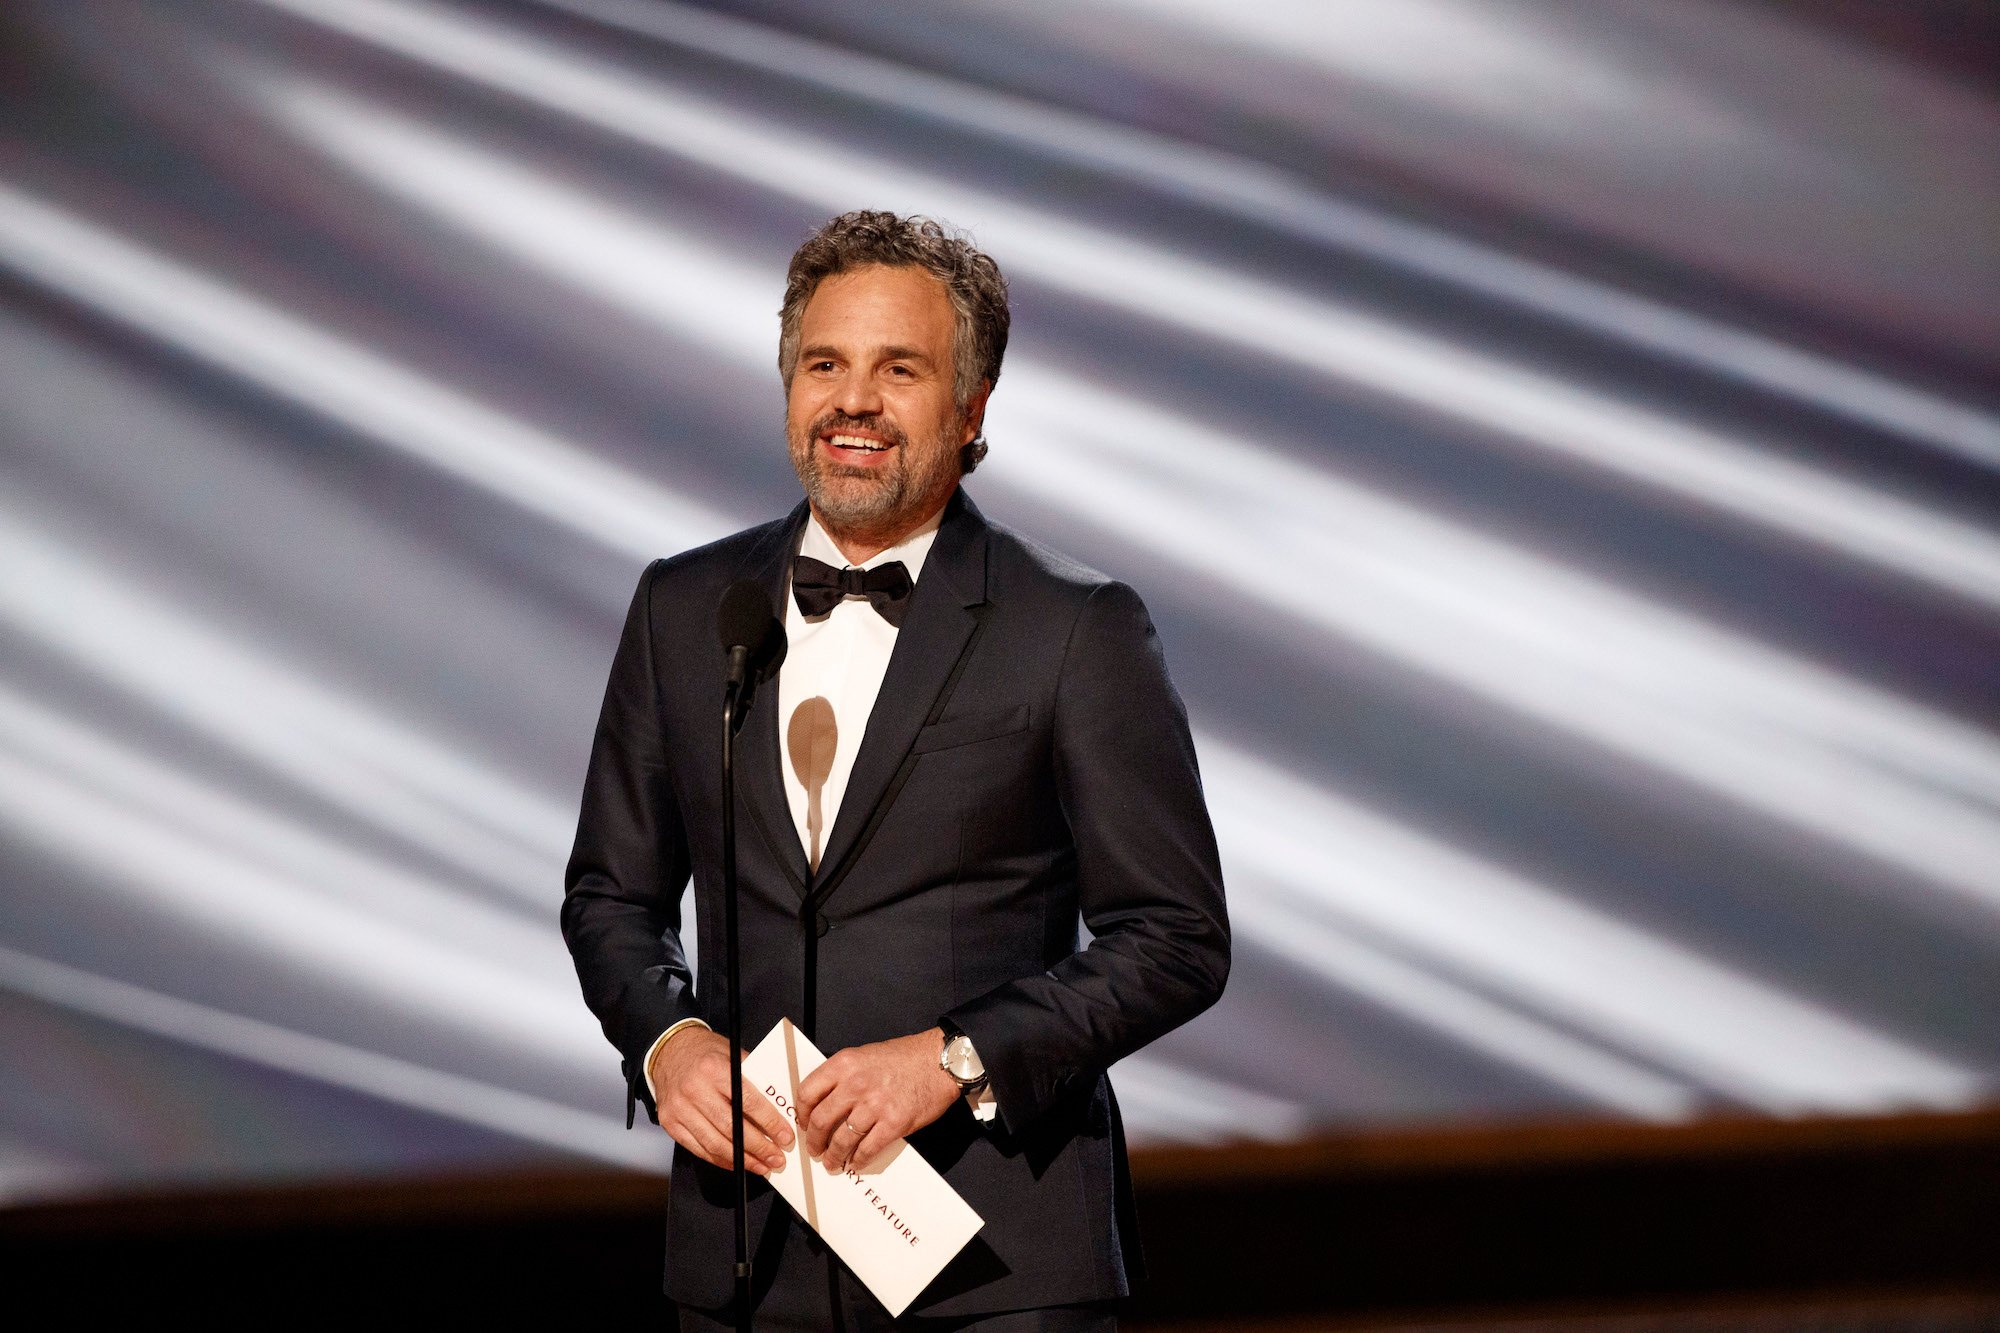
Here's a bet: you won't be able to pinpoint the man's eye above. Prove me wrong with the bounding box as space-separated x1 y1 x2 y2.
888 365 914 377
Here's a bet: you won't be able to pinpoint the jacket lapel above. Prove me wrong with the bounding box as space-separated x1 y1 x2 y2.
736 500 813 899
811 489 990 898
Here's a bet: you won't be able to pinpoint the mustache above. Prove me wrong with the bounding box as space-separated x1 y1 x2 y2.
811 412 909 448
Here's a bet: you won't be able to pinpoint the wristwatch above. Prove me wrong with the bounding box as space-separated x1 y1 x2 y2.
938 1021 988 1092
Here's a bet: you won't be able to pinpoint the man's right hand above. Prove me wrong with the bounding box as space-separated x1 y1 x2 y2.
647 1025 794 1175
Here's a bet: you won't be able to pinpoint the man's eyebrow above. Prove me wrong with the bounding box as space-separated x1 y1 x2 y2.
797 343 937 366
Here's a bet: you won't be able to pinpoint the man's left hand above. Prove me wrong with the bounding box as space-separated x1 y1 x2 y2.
795 1026 959 1174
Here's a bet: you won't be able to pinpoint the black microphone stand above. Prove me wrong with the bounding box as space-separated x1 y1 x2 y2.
721 646 754 1333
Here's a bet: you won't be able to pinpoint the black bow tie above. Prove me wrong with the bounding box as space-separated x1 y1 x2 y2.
791 555 914 626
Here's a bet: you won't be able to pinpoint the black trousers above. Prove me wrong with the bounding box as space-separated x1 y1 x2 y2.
675 1212 1118 1332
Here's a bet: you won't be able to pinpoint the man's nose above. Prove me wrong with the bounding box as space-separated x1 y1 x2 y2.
832 371 883 418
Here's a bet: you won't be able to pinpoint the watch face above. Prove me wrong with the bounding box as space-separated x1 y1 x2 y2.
945 1035 984 1082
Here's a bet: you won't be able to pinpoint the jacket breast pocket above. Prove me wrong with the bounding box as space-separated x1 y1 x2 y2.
911 704 1031 754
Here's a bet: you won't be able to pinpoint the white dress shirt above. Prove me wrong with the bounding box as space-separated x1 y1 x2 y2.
777 509 941 867
647 506 994 1119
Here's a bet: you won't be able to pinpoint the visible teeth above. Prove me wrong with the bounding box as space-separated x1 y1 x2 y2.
829 434 888 451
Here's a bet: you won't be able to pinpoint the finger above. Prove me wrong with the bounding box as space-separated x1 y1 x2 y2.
665 1114 733 1173
806 1086 858 1160
796 1049 860 1125
802 1078 849 1158
795 1057 838 1113
684 1104 772 1177
848 1118 899 1173
695 1083 788 1170
744 1072 796 1144
823 1118 868 1176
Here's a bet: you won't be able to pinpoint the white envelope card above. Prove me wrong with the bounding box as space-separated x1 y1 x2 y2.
741 1018 985 1317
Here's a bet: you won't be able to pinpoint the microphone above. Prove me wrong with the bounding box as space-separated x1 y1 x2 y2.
716 579 787 697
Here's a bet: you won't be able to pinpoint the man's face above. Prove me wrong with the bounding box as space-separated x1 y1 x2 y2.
785 264 982 541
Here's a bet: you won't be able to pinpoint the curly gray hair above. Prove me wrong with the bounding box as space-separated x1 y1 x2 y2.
778 211 1009 471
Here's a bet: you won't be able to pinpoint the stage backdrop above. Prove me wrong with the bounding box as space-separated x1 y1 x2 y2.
1 0 1996 1203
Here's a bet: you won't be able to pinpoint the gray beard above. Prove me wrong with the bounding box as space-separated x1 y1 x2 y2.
801 453 916 530
791 427 960 538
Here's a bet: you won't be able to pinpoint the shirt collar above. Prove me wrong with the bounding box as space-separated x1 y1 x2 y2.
798 504 944 582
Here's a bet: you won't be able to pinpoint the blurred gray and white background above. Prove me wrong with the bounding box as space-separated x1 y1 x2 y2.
1 0 1996 1204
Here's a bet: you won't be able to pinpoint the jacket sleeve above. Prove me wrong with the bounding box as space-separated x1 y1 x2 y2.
560 559 700 1128
944 580 1230 1134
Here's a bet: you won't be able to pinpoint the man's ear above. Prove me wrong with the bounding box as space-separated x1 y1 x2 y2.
960 381 992 444
958 382 994 473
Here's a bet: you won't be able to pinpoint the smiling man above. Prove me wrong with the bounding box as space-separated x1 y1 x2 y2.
562 211 1229 1331
787 259 974 558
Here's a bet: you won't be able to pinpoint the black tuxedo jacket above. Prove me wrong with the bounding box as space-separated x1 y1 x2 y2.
561 490 1229 1317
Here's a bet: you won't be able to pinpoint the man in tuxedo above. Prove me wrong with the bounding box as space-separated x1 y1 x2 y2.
562 211 1228 1330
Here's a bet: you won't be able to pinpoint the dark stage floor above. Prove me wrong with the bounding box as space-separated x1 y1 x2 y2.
5 1109 1996 1329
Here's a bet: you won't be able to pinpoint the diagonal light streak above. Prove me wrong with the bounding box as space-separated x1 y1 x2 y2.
1109 1053 1317 1143
0 728 601 1075
0 945 667 1170
251 89 2000 913
0 516 573 906
239 0 2000 610
1223 890 1700 1119
242 70 777 356
993 375 2000 910
1200 736 1983 1115
0 1133 90 1207
0 181 731 564
534 0 2000 471
0 681 560 975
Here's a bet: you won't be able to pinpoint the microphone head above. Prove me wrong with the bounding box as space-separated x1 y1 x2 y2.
717 580 771 651
716 580 788 681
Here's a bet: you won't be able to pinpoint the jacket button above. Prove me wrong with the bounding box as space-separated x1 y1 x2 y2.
815 912 831 938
